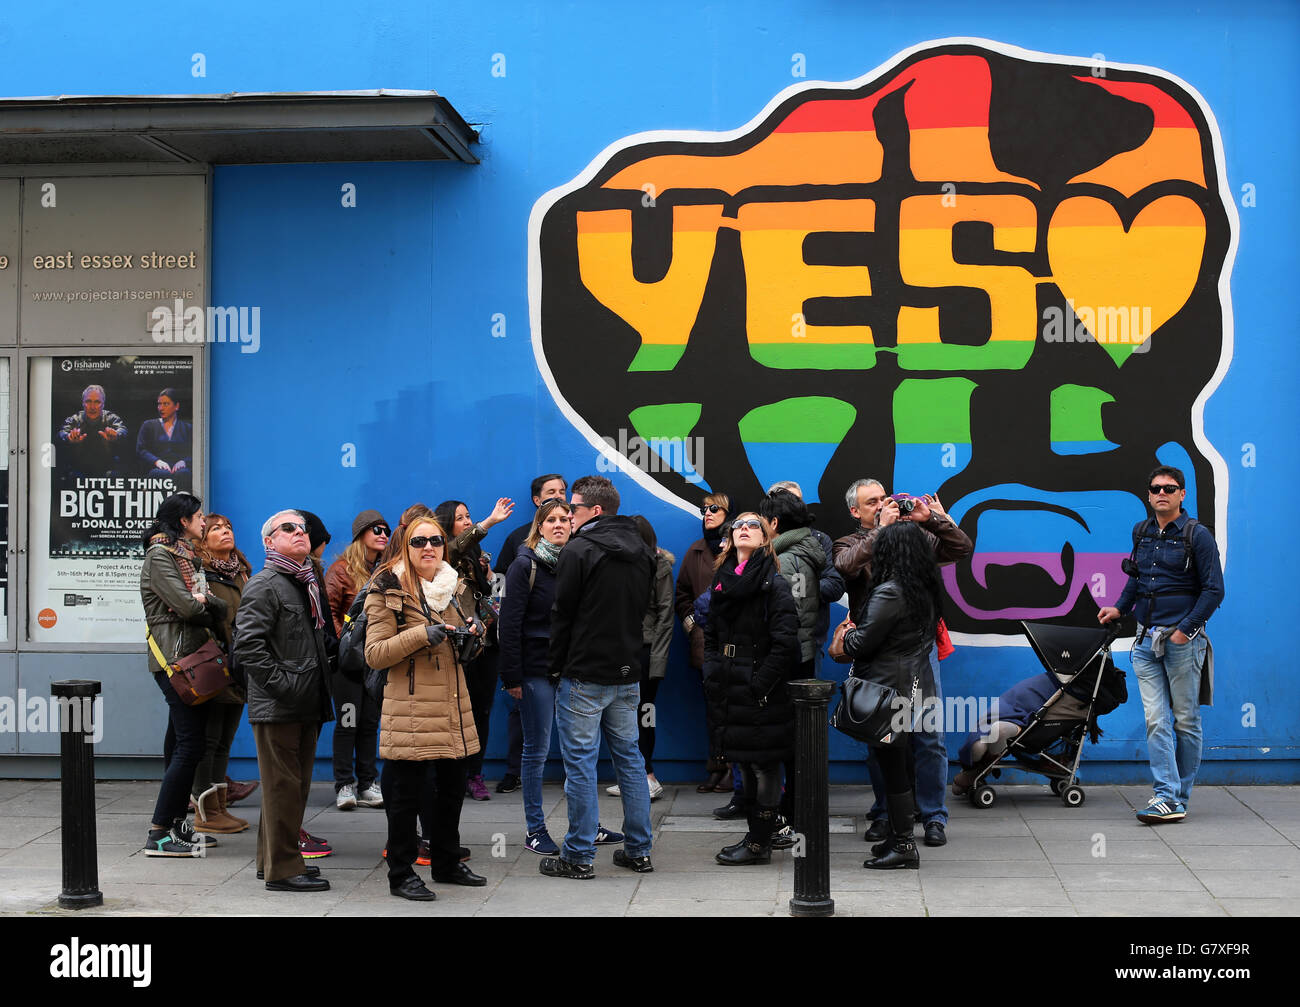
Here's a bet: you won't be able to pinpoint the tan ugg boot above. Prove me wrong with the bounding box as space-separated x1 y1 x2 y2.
216 783 249 831
192 785 246 834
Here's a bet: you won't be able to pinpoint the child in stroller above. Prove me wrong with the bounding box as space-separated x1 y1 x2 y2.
952 622 1126 808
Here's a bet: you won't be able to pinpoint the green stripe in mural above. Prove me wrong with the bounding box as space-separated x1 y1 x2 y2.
748 344 876 370
891 378 975 444
895 342 1034 371
738 396 856 443
1050 384 1115 442
628 402 702 443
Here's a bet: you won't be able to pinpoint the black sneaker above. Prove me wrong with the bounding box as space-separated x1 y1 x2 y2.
612 849 654 873
143 825 200 858
538 856 594 880
713 798 747 820
495 773 521 794
863 817 889 843
770 819 797 851
175 816 217 849
923 822 947 847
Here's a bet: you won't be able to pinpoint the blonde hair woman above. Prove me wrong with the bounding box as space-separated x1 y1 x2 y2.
364 517 485 901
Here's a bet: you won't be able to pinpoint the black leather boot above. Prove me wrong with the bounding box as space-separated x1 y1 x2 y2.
864 791 919 870
715 805 776 865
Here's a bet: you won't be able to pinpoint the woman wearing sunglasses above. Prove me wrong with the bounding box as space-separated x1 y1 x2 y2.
703 512 800 865
364 518 486 901
674 491 733 792
325 509 391 811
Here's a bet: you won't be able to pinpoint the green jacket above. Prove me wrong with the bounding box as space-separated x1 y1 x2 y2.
140 543 227 674
772 527 825 664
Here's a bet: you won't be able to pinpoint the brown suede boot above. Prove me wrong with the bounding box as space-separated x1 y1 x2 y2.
216 783 249 831
193 785 247 834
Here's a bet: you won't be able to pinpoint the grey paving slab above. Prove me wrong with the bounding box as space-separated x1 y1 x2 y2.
906 857 1059 878
475 874 641 916
818 892 927 916
0 790 119 817
1218 898 1300 917
35 813 170 846
919 876 1072 907
1150 822 1292 845
0 817 57 846
939 818 1034 838
1192 870 1300 900
1025 819 1168 840
1067 891 1228 916
1054 863 1206 892
1173 844 1300 870
0 781 42 800
928 904 1078 917
917 836 1048 861
635 868 782 900
1037 839 1184 865
626 898 780 917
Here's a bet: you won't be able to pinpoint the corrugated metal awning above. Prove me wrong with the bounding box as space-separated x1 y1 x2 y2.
0 90 479 165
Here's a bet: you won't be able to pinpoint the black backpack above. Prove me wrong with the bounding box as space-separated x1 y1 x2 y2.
337 577 405 688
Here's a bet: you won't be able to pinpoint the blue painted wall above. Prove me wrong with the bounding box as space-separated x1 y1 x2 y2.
4 0 1297 781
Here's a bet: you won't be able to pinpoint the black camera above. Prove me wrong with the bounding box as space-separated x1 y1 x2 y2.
890 493 920 515
448 626 485 664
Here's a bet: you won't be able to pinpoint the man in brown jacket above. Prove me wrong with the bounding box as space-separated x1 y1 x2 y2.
832 479 972 848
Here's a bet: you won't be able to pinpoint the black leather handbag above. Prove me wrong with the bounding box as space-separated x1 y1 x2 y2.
831 675 908 746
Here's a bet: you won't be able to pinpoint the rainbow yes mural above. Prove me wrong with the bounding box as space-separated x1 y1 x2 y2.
531 39 1234 638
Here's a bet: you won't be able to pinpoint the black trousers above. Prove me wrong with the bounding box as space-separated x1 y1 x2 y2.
330 669 380 790
740 762 783 807
637 644 661 775
870 740 916 795
151 671 210 827
464 647 498 778
382 757 468 883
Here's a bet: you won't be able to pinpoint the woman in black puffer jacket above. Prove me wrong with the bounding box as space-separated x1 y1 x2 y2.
703 511 800 866
838 522 942 870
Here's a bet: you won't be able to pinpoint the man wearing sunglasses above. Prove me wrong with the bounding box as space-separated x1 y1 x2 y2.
234 510 335 891
1099 466 1224 824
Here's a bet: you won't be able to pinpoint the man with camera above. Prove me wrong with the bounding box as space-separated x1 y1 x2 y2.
1099 465 1224 824
541 475 656 879
833 479 972 847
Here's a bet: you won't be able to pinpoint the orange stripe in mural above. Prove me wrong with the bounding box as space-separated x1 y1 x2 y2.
1068 127 1206 195
602 130 883 194
1050 191 1206 227
898 192 1038 233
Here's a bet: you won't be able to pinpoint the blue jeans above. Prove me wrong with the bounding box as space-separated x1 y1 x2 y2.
519 677 557 835
553 677 653 865
1133 632 1207 807
866 645 949 825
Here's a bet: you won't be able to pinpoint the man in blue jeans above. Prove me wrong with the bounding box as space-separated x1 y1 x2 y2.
542 475 656 879
1100 465 1224 824
833 479 972 847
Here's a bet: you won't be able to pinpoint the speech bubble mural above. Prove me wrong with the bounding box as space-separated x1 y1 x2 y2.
529 39 1235 637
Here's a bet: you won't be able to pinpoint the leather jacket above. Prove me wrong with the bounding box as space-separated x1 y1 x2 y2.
843 580 934 696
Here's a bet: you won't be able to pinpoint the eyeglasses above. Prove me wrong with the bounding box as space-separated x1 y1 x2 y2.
731 518 763 532
409 535 445 549
1149 484 1183 495
571 501 594 511
275 522 306 535
700 504 725 515
369 524 391 536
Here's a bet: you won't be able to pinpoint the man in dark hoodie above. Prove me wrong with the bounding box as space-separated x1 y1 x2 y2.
541 475 656 879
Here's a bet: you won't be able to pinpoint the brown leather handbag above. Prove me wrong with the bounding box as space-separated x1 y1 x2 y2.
148 630 230 705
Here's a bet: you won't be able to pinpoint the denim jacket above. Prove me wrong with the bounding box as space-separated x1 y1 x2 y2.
1115 513 1224 637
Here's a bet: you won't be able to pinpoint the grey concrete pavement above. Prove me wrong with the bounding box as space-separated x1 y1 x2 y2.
1 779 1297 916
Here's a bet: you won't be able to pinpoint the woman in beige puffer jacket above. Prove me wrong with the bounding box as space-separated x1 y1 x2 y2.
363 517 484 900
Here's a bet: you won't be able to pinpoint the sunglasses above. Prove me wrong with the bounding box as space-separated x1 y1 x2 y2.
700 504 725 515
369 524 391 536
275 522 306 535
1149 484 1183 495
409 535 445 549
731 518 763 532
571 501 594 511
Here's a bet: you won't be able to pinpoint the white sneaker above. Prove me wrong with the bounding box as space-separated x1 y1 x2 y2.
647 777 664 801
336 783 357 810
356 782 384 808
605 783 622 796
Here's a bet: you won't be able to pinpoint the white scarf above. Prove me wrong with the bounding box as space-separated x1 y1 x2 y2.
394 560 460 615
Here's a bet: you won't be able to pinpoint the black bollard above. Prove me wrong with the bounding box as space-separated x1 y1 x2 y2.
53 679 103 909
788 678 834 917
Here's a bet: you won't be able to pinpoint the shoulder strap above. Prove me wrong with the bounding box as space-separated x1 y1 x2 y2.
528 558 536 592
145 629 171 670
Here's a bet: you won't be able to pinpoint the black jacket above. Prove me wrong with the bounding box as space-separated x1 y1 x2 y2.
498 546 557 687
843 580 935 697
233 566 334 725
548 516 654 684
702 550 801 763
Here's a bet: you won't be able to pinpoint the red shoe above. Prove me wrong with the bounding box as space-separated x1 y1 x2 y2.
416 840 432 867
225 776 260 805
299 828 332 858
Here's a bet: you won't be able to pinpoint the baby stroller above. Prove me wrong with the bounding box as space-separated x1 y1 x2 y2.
955 621 1126 808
